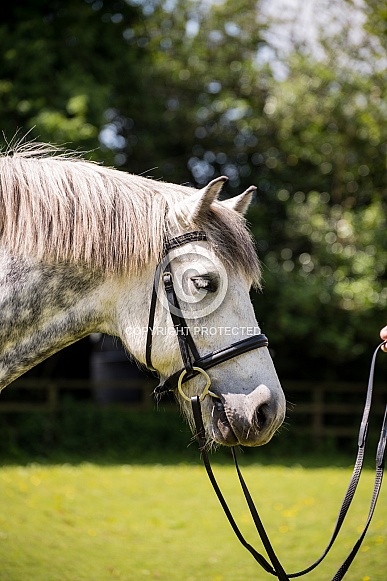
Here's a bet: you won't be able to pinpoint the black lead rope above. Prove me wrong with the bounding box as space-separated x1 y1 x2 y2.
191 342 386 580
285 339 386 578
147 229 385 578
191 395 287 579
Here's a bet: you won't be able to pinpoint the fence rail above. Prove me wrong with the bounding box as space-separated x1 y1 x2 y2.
284 380 386 440
0 377 385 441
0 378 158 412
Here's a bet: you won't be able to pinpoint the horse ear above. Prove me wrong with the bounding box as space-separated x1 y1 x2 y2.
220 186 256 215
175 176 228 223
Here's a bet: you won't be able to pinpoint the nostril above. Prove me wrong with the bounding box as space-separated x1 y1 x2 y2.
253 405 267 431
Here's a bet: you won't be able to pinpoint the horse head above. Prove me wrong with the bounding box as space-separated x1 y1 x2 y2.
0 147 285 448
121 177 286 447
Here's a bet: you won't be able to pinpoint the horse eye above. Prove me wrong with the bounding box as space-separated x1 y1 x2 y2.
191 276 217 293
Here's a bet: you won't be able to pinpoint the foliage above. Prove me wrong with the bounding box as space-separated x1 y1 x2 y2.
0 401 340 464
0 0 144 161
248 50 387 375
0 403 195 463
0 0 385 379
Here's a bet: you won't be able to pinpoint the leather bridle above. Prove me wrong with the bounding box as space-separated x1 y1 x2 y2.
144 229 386 581
191 341 386 581
145 230 269 397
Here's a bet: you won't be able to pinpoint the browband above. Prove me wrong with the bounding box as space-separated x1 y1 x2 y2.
164 231 207 253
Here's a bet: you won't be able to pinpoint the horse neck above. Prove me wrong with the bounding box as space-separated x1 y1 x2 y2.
0 250 109 390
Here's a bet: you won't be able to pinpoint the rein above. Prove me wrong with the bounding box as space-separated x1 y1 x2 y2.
191 340 386 581
145 229 386 579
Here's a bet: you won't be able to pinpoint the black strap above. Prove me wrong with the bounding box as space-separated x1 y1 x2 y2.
330 440 385 580
191 342 386 581
329 361 386 581
162 270 199 374
191 395 287 579
145 263 162 370
145 231 206 371
281 339 386 578
155 334 268 394
164 231 207 253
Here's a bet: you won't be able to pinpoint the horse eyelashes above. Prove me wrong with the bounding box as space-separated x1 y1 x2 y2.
191 276 217 293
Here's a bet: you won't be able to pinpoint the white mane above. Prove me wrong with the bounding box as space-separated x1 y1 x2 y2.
0 143 261 284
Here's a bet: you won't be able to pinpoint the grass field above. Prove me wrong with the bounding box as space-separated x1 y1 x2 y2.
0 460 385 581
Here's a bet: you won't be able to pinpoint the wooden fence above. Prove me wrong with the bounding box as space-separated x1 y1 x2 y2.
284 380 386 441
0 378 158 412
0 377 385 442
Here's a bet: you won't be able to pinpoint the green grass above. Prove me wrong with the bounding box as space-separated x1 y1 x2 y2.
0 460 385 581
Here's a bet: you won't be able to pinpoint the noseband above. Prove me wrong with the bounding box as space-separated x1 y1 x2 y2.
145 230 269 396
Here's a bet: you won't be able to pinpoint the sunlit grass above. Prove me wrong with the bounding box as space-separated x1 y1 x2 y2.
0 462 385 580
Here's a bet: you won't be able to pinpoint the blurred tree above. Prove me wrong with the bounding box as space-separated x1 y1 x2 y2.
359 0 387 51
0 0 385 380
114 0 271 185
247 12 387 377
0 0 144 162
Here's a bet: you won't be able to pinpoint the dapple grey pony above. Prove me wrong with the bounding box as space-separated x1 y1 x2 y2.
0 143 286 447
